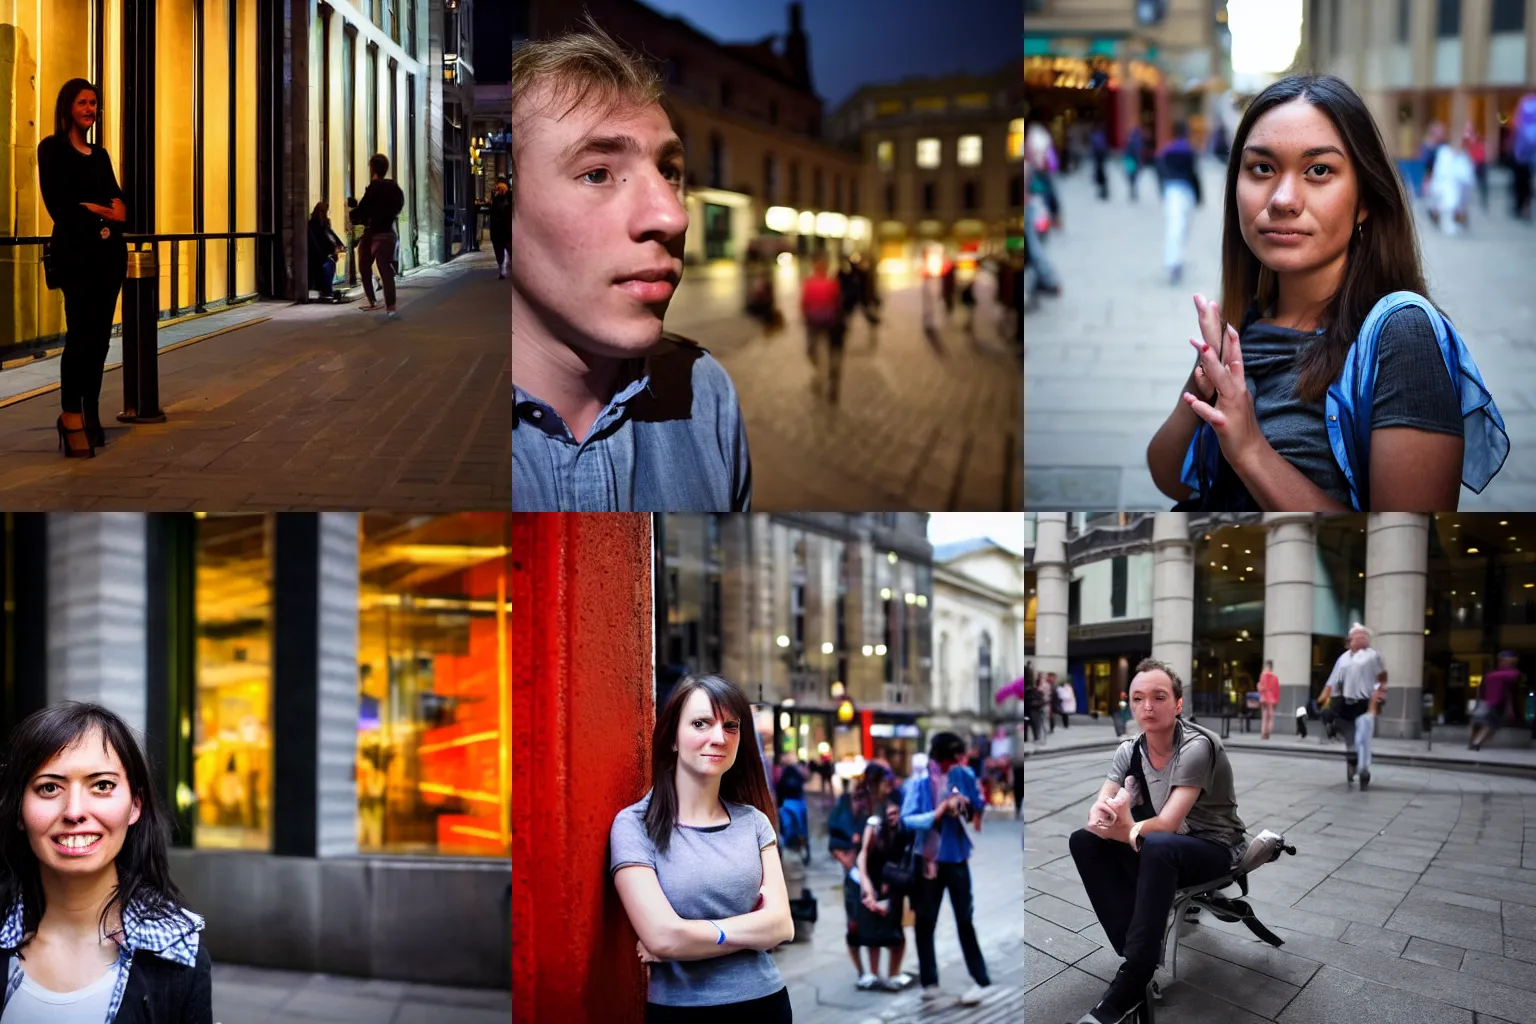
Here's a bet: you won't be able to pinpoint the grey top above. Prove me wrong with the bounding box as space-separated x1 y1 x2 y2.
609 793 782 1007
1239 304 1463 509
1 957 119 1024
1109 719 1247 862
1326 647 1387 701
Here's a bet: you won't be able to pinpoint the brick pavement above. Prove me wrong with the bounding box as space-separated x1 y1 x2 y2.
1024 162 1536 510
1025 746 1536 1022
210 963 509 1024
0 252 509 510
666 264 1022 511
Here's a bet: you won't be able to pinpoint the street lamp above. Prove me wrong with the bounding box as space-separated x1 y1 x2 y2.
777 634 791 648
862 645 874 656
821 642 834 654
875 644 888 656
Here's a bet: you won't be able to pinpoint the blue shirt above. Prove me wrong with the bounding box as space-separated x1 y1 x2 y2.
513 334 752 511
900 764 983 864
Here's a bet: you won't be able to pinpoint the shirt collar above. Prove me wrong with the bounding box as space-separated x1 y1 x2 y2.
513 355 653 433
1 897 203 969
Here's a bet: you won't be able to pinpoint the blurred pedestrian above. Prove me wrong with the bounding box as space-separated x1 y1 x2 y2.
827 762 869 984
1111 691 1130 737
1011 754 1024 818
1124 123 1145 201
1047 673 1062 733
37 78 127 458
900 732 992 1007
1258 660 1280 739
774 748 810 859
838 252 880 346
1469 651 1522 750
1024 678 1046 743
1295 704 1309 740
1426 136 1475 235
1511 93 1536 221
853 763 915 991
1419 121 1447 197
350 152 406 319
1091 124 1110 200
800 254 845 402
1024 143 1062 305
1462 122 1488 212
940 259 957 317
488 178 512 279
1056 676 1076 729
308 202 346 302
0 702 212 1021
1157 119 1202 285
1317 624 1387 791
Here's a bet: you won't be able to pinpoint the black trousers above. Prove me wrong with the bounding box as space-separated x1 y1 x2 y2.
1514 160 1534 219
913 861 990 988
1069 828 1231 975
59 265 125 418
645 987 791 1023
491 234 509 270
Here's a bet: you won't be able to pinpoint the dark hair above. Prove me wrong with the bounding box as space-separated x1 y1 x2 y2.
53 79 100 141
853 760 892 820
929 731 965 763
1172 119 1188 139
0 702 186 956
1132 657 1184 700
310 201 329 222
1218 74 1435 403
644 675 776 856
369 153 390 178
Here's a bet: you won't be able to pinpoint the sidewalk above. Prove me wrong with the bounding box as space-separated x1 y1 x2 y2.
0 251 508 510
211 963 509 1024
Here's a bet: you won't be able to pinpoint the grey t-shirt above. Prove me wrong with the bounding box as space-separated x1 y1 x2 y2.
1 956 120 1024
609 793 783 1007
1326 647 1386 701
1109 719 1247 862
1239 304 1463 509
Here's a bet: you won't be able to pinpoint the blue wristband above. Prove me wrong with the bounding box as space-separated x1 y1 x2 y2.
711 921 725 946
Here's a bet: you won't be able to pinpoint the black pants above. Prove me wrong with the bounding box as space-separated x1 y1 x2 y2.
913 861 989 988
1012 764 1024 815
1058 712 1070 729
59 267 125 418
491 235 509 271
1069 828 1231 975
645 987 791 1023
1027 714 1043 742
1514 160 1534 219
360 231 397 307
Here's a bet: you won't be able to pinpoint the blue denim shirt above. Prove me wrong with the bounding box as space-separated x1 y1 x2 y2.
900 764 983 864
1181 290 1508 510
512 334 751 511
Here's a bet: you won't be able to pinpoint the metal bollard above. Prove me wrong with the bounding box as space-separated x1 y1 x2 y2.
118 245 166 423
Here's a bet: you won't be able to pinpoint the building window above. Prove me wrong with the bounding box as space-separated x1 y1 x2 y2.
193 515 273 851
915 138 940 168
962 180 978 210
1436 0 1460 37
876 98 904 117
1112 556 1128 618
1397 0 1411 42
884 182 895 215
913 96 946 114
921 181 935 212
1069 577 1081 626
1008 118 1025 161
813 167 823 207
763 153 778 203
877 140 894 172
978 632 992 707
358 513 511 856
958 134 982 166
1492 0 1524 32
789 160 801 203
883 598 894 684
709 132 724 190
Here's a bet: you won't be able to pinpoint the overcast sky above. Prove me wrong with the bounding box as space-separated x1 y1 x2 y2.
928 514 1024 555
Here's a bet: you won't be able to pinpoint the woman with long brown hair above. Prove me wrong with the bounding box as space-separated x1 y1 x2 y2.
609 674 793 1023
1146 74 1507 512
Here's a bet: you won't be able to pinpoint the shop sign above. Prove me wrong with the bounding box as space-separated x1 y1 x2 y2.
870 723 922 738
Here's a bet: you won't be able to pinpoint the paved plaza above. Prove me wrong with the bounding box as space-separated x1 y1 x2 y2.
210 963 509 1024
666 263 1022 510
1024 161 1536 510
1024 743 1536 1022
0 252 510 510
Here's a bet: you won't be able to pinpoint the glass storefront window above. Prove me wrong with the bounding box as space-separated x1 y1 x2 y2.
359 513 511 857
193 514 273 850
1191 522 1267 716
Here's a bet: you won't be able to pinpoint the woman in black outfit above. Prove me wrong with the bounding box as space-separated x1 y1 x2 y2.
36 79 128 458
307 202 346 301
488 179 511 279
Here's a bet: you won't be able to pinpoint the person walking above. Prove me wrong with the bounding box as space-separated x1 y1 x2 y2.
900 732 992 1007
1511 93 1536 221
36 79 128 458
307 202 346 302
1124 123 1144 201
1024 678 1046 744
1463 122 1488 212
852 763 914 992
1469 651 1523 750
827 762 872 988
1258 660 1281 739
0 701 213 1021
838 253 880 347
800 255 845 402
610 674 794 1022
1056 676 1077 729
488 178 512 279
1011 752 1024 819
1157 120 1202 286
1090 125 1110 200
1317 624 1388 790
1047 674 1062 734
773 749 809 860
350 153 406 319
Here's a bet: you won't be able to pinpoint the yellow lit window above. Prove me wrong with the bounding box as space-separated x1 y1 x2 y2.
1008 118 1025 161
876 99 905 117
916 139 941 169
958 135 982 166
955 92 990 110
913 96 947 113
877 140 894 172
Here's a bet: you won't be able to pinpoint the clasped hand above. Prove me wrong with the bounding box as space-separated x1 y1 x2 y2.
1087 797 1133 844
1182 294 1266 474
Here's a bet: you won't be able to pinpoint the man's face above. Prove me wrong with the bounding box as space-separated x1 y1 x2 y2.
512 85 688 359
1129 670 1182 732
1349 630 1369 652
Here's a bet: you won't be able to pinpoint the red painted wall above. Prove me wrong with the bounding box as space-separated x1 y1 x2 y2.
512 513 654 1023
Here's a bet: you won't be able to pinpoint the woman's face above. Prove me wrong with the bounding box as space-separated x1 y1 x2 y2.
71 90 98 133
1236 97 1364 276
673 688 740 778
21 727 141 875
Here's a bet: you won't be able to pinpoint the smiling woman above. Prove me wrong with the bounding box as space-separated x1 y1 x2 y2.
1144 73 1509 514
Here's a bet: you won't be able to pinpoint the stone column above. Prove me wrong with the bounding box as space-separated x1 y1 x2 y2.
1263 514 1316 718
1150 513 1194 693
1031 514 1069 685
1365 514 1429 739
47 514 148 733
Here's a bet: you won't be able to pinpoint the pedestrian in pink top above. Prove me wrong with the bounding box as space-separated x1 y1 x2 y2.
1258 660 1281 740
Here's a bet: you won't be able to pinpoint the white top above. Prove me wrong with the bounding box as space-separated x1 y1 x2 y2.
0 956 120 1024
1326 647 1386 702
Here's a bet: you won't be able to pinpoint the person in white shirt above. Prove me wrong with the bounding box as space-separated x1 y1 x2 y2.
1316 623 1388 791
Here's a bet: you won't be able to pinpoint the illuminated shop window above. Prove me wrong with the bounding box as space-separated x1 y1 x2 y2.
877 140 894 172
915 138 941 169
958 135 982 166
193 514 273 851
359 514 511 857
875 99 905 117
1008 118 1025 161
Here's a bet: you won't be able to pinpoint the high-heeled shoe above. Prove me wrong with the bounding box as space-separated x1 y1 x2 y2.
56 416 95 459
83 405 106 448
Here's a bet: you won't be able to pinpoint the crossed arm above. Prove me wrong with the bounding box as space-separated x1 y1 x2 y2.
612 845 794 962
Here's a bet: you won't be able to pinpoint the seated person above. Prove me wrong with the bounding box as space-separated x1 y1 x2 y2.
307 202 346 300
1068 658 1248 1024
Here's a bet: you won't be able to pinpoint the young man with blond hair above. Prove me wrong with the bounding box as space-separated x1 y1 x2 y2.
510 18 751 511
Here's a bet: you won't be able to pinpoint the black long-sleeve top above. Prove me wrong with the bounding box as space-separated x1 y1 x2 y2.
488 193 511 241
1157 140 1203 206
36 134 127 272
349 178 406 235
307 218 344 272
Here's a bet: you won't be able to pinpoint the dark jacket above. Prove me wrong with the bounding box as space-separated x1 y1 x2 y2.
112 943 214 1024
307 218 344 271
36 133 128 279
488 192 512 241
350 178 406 235
1158 138 1202 205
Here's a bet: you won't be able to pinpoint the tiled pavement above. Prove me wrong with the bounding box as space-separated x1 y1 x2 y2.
665 262 1022 511
0 251 509 510
1024 746 1536 1022
1024 160 1536 510
210 963 509 1024
771 788 1024 1023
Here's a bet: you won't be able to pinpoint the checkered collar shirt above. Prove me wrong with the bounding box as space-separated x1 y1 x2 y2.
1 897 203 1022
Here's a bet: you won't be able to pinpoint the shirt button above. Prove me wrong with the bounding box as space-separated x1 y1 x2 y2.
530 409 543 420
